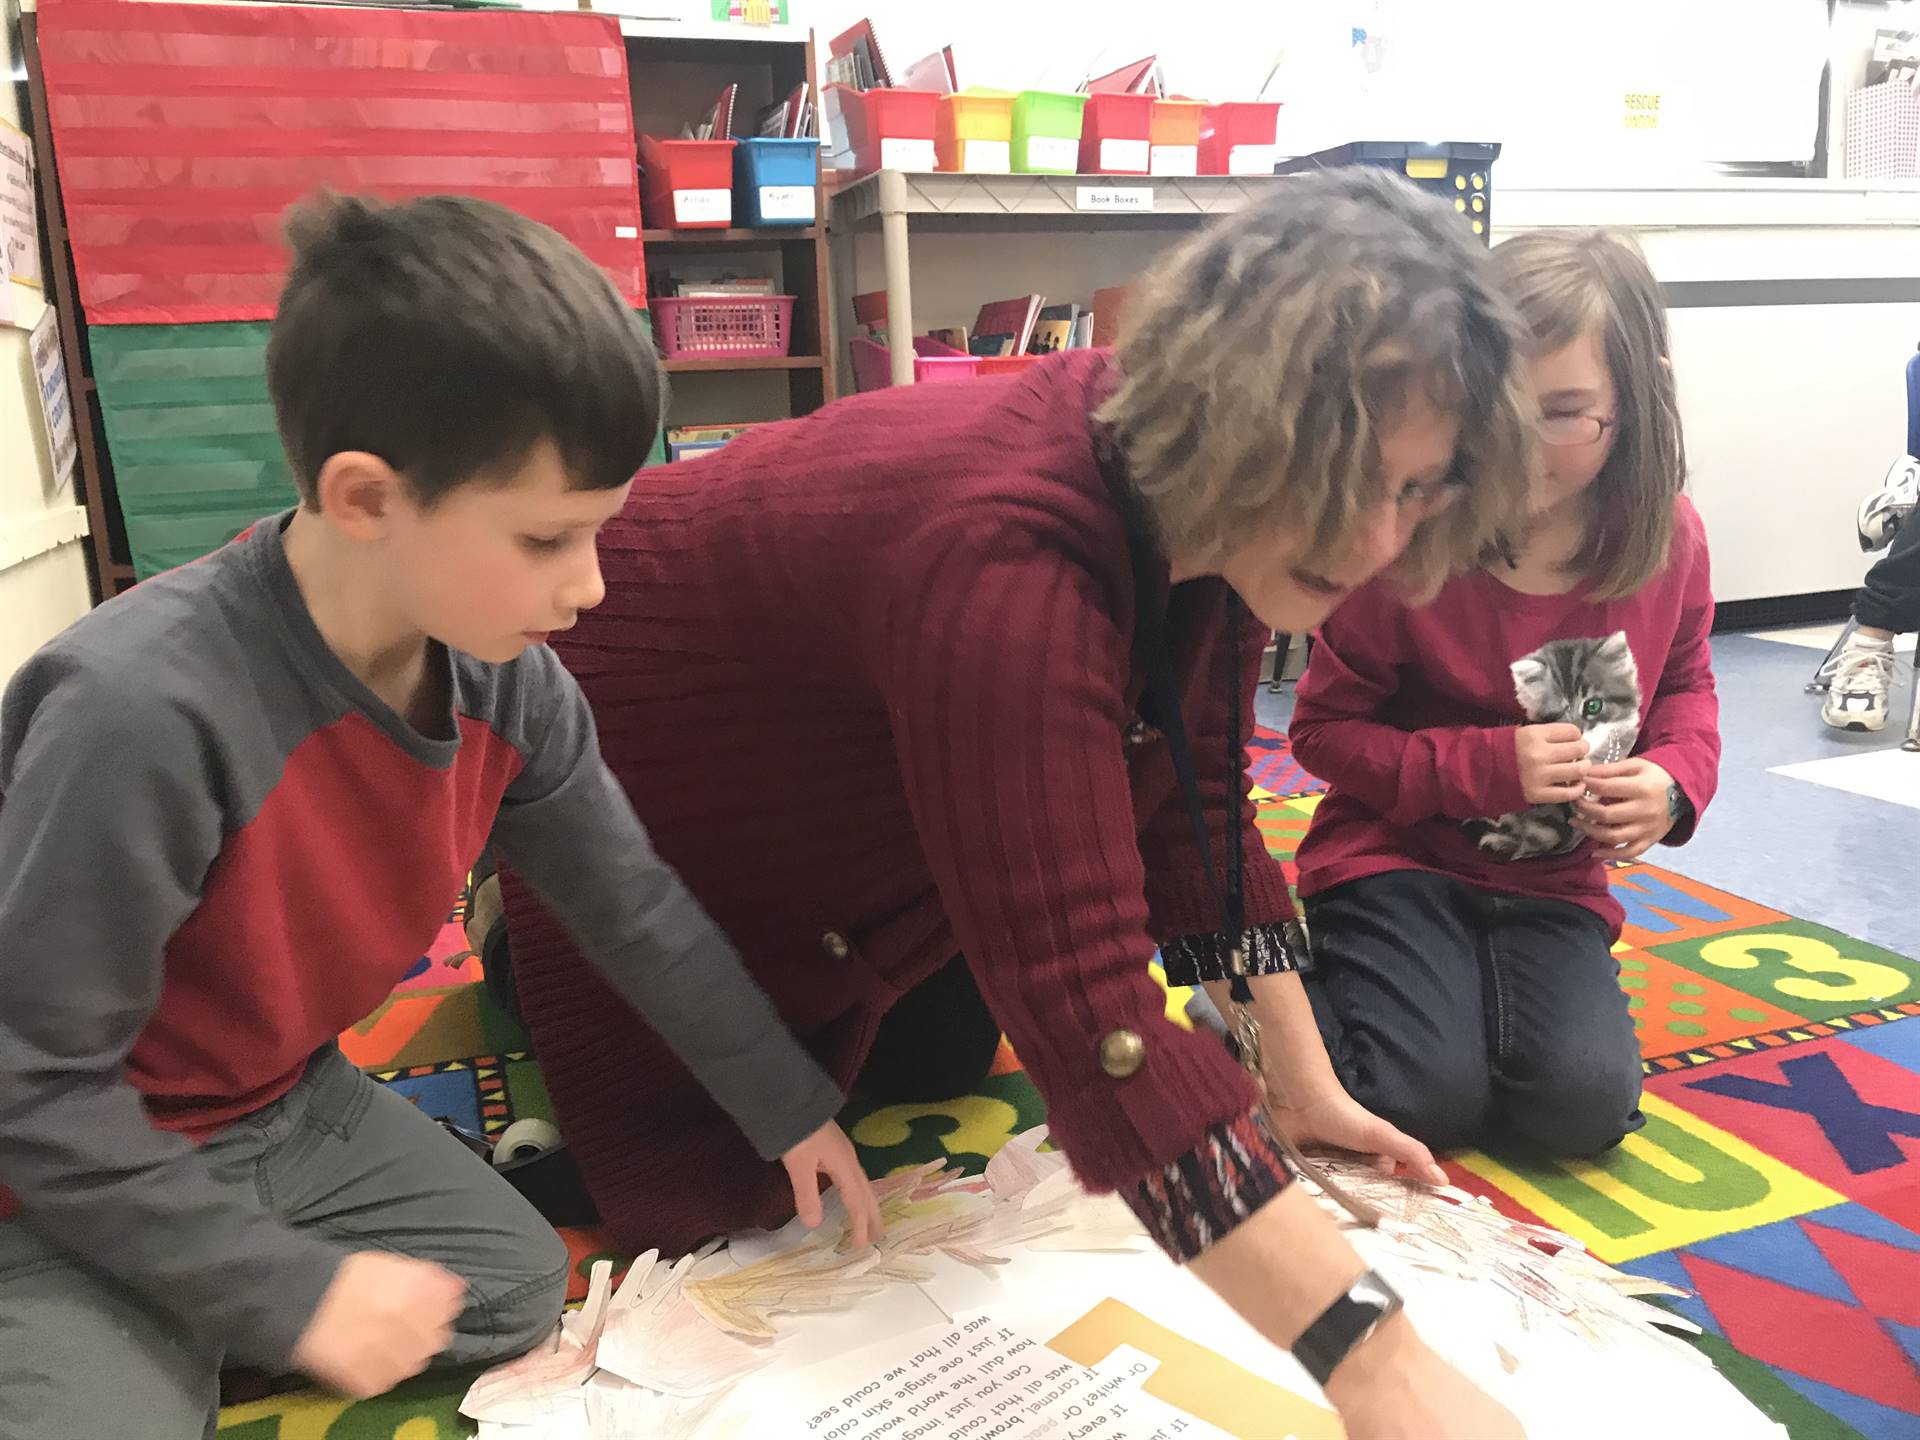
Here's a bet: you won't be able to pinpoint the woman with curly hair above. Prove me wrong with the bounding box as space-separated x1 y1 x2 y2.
504 168 1534 1437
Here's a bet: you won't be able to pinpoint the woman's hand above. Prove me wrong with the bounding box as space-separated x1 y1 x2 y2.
1514 722 1590 804
1571 758 1677 861
1187 1187 1524 1440
781 1121 886 1248
1267 1084 1447 1187
1326 1315 1527 1440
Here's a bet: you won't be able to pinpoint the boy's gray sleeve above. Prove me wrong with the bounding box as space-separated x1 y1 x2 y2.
0 656 349 1367
490 663 843 1161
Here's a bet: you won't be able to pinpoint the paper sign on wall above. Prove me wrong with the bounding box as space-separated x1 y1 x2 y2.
0 119 41 292
30 306 78 498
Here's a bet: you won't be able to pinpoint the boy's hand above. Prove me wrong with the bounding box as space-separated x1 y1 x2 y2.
1571 758 1678 860
291 1252 467 1399
782 1121 885 1248
1514 723 1589 804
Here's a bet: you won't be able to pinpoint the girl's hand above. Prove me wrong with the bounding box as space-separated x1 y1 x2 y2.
1268 1085 1448 1187
781 1121 886 1248
1572 758 1678 860
1514 723 1590 804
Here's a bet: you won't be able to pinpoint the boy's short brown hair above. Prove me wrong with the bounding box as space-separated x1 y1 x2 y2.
268 193 663 507
1099 167 1533 600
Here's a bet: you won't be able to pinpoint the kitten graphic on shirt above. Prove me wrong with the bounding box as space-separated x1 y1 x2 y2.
1463 631 1643 861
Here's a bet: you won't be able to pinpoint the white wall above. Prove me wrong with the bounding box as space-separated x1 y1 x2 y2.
0 16 91 687
800 0 1831 179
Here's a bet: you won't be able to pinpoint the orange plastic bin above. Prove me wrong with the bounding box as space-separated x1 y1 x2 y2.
1149 98 1207 176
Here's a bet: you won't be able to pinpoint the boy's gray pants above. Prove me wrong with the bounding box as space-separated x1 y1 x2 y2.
0 1046 569 1439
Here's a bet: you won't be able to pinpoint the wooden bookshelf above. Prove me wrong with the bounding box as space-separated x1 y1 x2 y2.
663 355 823 373
628 26 834 431
642 226 823 244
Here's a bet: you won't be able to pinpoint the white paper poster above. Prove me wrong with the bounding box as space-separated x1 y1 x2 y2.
31 306 78 497
0 119 42 293
776 1316 1230 1440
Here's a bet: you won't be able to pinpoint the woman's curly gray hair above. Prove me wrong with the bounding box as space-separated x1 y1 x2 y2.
1097 166 1534 599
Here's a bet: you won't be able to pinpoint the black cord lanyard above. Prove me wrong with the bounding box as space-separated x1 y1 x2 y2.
1103 440 1255 1006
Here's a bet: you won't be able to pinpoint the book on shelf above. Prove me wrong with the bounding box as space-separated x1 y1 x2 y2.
926 325 970 353
696 84 738 141
901 45 958 95
757 82 816 139
1091 285 1130 348
1085 55 1160 96
667 422 758 445
828 18 893 92
677 276 777 297
1068 312 1095 350
970 294 1044 357
852 289 890 342
1026 302 1078 355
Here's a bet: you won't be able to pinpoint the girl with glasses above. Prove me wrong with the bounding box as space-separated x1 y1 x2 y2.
1278 229 1720 1166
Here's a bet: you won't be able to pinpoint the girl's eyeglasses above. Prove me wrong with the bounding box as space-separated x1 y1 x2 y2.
1538 413 1616 447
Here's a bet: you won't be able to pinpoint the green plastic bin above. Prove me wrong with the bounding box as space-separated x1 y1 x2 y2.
1010 90 1087 175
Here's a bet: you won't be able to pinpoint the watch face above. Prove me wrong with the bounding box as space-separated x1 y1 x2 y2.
1667 781 1683 820
1350 1272 1402 1314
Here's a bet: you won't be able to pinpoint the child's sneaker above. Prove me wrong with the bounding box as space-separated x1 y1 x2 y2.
1822 632 1897 731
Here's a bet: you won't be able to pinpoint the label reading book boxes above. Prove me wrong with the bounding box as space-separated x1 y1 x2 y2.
1075 186 1153 212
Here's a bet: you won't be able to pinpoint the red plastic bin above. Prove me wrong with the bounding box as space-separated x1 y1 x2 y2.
849 336 976 391
639 134 738 229
976 355 1042 378
1199 102 1282 176
830 85 940 177
1079 93 1155 175
651 295 795 358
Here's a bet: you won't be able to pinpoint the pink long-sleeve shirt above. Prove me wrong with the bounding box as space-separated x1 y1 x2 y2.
1290 496 1720 936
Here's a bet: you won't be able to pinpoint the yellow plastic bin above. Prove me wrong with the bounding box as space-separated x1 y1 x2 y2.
936 91 1014 174
1010 90 1087 175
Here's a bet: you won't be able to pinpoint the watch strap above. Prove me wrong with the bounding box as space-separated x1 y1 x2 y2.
1292 1270 1404 1388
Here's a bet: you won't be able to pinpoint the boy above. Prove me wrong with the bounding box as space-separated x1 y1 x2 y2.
0 194 879 1439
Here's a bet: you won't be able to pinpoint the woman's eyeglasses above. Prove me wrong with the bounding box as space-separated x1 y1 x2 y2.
1538 413 1616 447
1391 476 1467 519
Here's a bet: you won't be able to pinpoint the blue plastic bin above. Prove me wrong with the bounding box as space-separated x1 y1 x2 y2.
733 137 822 226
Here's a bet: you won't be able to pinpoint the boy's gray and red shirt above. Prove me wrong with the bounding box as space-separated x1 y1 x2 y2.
0 516 843 1366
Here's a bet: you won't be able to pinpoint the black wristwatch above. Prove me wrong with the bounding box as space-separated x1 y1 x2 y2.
1293 1270 1405 1388
1667 781 1689 824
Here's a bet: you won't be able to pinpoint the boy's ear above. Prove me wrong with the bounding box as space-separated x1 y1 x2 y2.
312 451 410 540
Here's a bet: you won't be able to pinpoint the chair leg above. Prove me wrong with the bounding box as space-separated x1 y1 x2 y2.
1269 632 1291 692
1903 637 1920 752
1808 617 1859 693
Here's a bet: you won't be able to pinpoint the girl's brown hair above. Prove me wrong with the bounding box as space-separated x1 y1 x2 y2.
1097 167 1534 600
1491 228 1687 598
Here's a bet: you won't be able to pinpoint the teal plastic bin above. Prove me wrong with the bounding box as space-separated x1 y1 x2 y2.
733 137 821 226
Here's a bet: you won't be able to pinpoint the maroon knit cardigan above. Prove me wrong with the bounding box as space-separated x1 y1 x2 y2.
501 350 1295 1252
